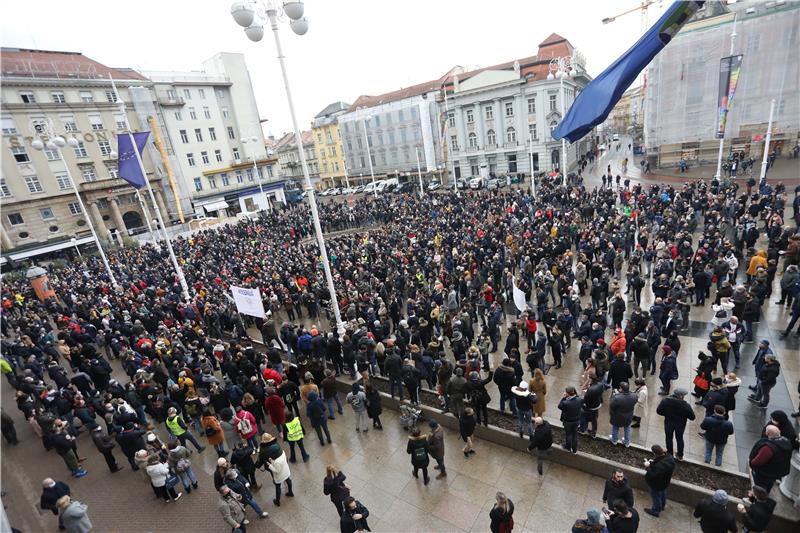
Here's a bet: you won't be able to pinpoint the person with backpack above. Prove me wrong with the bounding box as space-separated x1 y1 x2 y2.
345 382 370 433
406 427 431 485
282 410 310 463
234 406 258 452
167 440 199 494
201 409 227 457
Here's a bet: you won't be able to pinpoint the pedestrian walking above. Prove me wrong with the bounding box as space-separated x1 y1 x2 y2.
406 427 431 485
693 490 737 533
459 407 476 457
365 383 383 430
656 388 695 460
340 497 371 533
265 443 294 506
643 445 675 517
323 465 350 516
558 386 583 453
345 382 370 433
218 485 248 532
165 406 205 453
56 495 92 533
40 478 70 530
90 426 122 473
657 346 678 395
427 419 447 479
234 406 259 452
306 391 333 445
489 492 515 533
527 417 553 475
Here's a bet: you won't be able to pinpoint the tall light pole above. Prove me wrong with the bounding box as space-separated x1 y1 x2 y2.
232 0 345 335
361 116 377 198
242 136 268 210
415 147 425 198
715 14 737 180
548 56 576 176
29 118 117 287
758 99 775 184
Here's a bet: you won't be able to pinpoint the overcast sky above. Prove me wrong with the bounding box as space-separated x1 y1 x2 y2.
2 0 670 137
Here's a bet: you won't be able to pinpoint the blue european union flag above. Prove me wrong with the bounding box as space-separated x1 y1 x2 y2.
116 131 150 189
553 1 704 143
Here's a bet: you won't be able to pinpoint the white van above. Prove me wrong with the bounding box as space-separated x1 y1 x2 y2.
379 178 399 192
363 180 385 194
612 133 620 142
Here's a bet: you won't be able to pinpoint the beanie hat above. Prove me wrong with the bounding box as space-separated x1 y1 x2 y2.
662 346 672 354
586 508 602 525
217 457 228 467
712 489 728 505
428 419 439 428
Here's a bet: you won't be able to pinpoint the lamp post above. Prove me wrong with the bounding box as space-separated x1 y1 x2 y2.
232 0 345 335
70 237 82 258
242 135 268 210
548 56 577 176
29 118 117 287
361 116 377 198
415 147 425 198
715 14 737 180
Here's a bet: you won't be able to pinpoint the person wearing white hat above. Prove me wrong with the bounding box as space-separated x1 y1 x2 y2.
512 381 535 438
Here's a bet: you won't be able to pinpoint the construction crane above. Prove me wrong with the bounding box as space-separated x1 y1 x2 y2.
602 0 661 34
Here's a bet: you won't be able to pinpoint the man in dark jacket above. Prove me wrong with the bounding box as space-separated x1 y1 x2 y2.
738 485 775 533
493 359 517 415
748 425 793 493
748 355 781 408
384 350 403 400
579 378 604 437
693 490 737 533
701 405 734 467
602 469 634 508
657 345 678 395
607 353 633 391
40 478 70 530
609 382 638 447
91 426 122 473
115 422 146 470
558 386 583 453
527 417 553 475
643 445 676 517
702 378 729 416
340 497 371 533
656 388 695 459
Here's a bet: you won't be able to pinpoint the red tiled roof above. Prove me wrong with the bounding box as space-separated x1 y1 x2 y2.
348 75 449 111
539 33 567 47
0 48 148 81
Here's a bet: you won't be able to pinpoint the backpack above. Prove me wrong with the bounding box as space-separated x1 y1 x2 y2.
413 443 428 461
349 393 363 410
205 425 218 437
236 415 253 435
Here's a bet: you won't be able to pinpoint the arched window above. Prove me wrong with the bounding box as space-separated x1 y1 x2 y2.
506 127 516 143
468 132 478 148
487 129 496 145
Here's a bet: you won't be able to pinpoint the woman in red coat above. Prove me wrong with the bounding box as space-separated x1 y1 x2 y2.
264 388 286 437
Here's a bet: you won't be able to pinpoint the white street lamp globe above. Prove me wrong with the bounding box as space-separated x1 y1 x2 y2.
290 17 309 35
31 139 44 151
110 151 118 159
245 24 265 42
67 137 80 148
46 141 57 150
283 1 304 20
547 72 555 81
231 2 255 27
53 136 66 147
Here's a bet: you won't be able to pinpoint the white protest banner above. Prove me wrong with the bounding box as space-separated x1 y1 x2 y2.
230 286 266 318
512 279 527 313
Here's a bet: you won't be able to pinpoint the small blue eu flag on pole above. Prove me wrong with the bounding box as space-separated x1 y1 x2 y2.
116 131 150 189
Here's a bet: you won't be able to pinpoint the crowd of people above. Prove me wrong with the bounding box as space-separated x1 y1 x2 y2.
2 161 800 532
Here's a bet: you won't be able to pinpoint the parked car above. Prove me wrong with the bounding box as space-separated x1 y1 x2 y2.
469 177 485 189
427 180 441 191
381 178 400 192
394 182 417 194
363 180 386 194
486 177 503 190
612 133 620 141
353 185 366 194
456 178 468 189
509 174 522 184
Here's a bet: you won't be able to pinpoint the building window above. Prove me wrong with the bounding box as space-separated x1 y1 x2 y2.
51 91 66 103
0 178 10 197
505 102 514 117
374 116 381 127
79 91 93 103
24 175 44 193
549 94 557 112
89 114 104 130
70 141 87 159
105 90 118 103
179 130 189 144
166 89 177 100
398 110 405 122
448 112 455 128
62 116 78 132
44 148 61 161
466 109 474 124
529 123 538 140
222 108 230 118
208 176 217 189
98 140 112 156
221 173 230 186
20 91 36 103
80 164 97 182
487 130 496 145
485 106 493 120
7 213 24 225
114 114 127 130
203 106 211 119
105 162 118 178
201 151 209 164
195 128 203 142
189 107 197 120
209 127 216 140
198 89 206 99
246 168 254 181
184 89 192 99
367 134 373 147
216 89 224 98
232 148 240 160
531 153 539 171
507 154 517 173
236 170 243 183
450 135 459 150
227 127 235 139
187 153 195 166
194 177 203 191
55 173 72 190
211 149 221 163
40 207 55 220
96 198 109 209
527 98 536 114
175 111 182 121
468 132 478 148
68 202 82 215
1 117 17 134
267 166 273 177
506 127 516 143
11 146 30 163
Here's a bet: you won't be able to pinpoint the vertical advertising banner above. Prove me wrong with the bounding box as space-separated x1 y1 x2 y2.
716 55 743 139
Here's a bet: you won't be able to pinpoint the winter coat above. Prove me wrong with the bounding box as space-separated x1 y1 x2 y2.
558 394 583 424
340 500 371 533
527 420 553 452
201 415 224 446
700 414 734 445
323 471 350 507
220 419 241 448
365 388 382 418
644 454 676 491
407 435 430 467
60 500 92 533
602 477 634 507
693 499 737 533
306 392 328 428
459 411 476 440
492 364 516 393
218 493 246 528
146 461 170 487
656 396 696 430
267 450 292 484
428 425 445 459
528 378 547 415
609 391 638 427
608 358 633 390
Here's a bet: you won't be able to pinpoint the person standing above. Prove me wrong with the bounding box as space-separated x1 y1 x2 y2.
700 405 734 467
527 417 553 475
56 495 92 533
145 455 182 502
234 406 259 452
168 440 200 494
406 428 431 485
427 419 447 479
40 478 70 530
50 424 88 479
340 497 371 533
656 388 695 460
218 485 248 532
165 406 205 453
323 465 350 517
489 492 515 533
748 425 793 494
604 500 639 533
609 382 638 447
201 410 227 457
512 381 534 438
737 485 776 533
643 445 676 518
748 354 781 409
657 346 678 395
365 383 383 430
579 377 603 438
306 391 333 445
265 444 294 507
283 410 310 463
631 378 648 429
693 490 737 533
459 407 477 457
90 426 122 473
345 383 370 433
558 386 583 453
602 469 634 509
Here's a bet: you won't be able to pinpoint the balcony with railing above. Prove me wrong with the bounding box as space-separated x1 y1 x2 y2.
158 96 185 106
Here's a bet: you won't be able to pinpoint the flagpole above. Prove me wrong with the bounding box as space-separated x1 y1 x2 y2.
109 76 191 302
135 189 160 245
758 99 775 184
415 147 424 198
715 14 737 180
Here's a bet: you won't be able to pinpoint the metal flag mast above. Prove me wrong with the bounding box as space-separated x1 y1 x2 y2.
109 75 191 302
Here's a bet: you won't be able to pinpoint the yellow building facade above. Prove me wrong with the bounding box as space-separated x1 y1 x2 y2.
311 101 349 189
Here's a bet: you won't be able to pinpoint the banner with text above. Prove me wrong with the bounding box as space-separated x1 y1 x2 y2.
716 54 743 139
230 286 266 318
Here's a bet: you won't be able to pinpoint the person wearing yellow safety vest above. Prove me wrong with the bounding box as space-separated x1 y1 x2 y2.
282 410 309 464
165 407 205 453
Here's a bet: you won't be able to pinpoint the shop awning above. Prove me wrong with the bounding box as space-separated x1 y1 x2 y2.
202 200 229 213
